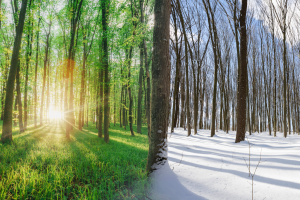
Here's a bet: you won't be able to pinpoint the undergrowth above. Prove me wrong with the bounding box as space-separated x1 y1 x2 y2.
0 120 150 199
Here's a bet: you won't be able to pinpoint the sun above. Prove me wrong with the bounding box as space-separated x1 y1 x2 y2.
49 110 62 119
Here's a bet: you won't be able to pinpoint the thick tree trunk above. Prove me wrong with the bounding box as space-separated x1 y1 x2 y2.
1 59 8 121
1 0 28 143
146 0 170 172
235 0 248 143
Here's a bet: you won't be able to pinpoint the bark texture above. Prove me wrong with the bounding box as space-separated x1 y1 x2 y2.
235 0 248 143
1 0 28 143
146 0 170 172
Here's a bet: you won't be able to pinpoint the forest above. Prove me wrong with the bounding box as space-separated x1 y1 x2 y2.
0 0 299 199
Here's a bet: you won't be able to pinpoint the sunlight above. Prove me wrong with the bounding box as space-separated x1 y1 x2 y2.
49 110 62 119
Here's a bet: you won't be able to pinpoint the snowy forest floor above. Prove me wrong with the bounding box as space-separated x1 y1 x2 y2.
149 128 300 200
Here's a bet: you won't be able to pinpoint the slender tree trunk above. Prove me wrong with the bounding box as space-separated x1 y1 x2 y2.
144 37 150 137
86 69 90 127
46 51 51 123
98 60 103 138
65 0 83 138
79 53 86 130
137 0 145 134
16 64 24 133
120 70 123 127
34 18 40 128
171 9 180 133
41 31 50 126
114 83 116 126
180 68 185 128
177 0 191 136
24 27 32 130
127 48 135 136
203 0 219 137
14 94 18 126
102 0 110 143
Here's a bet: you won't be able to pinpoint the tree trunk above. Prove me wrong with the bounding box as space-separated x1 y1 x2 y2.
137 0 145 134
1 0 28 143
40 35 49 126
146 0 170 172
171 9 180 133
127 48 135 136
79 52 86 130
98 60 103 138
16 64 24 133
235 0 248 143
144 36 150 137
102 0 110 143
34 18 40 128
24 24 32 130
14 94 18 126
177 0 191 136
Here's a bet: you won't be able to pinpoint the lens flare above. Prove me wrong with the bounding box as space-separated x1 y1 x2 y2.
49 110 62 119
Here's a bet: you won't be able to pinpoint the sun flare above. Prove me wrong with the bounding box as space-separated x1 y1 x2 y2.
49 110 62 119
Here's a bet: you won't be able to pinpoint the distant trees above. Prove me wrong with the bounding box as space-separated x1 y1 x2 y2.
168 0 299 142
0 0 154 143
1 0 299 147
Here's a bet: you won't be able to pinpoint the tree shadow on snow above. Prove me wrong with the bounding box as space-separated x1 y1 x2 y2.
148 162 208 200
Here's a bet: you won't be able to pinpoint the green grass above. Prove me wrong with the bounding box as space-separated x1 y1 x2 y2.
0 120 150 199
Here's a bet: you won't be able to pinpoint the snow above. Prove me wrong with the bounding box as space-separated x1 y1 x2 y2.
149 128 300 200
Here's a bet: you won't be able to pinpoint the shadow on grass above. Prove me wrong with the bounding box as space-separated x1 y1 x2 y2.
0 120 150 199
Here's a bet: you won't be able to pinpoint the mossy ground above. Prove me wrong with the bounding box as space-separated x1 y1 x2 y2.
0 120 150 199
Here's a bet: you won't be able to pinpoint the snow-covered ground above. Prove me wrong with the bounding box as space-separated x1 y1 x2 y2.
149 129 300 200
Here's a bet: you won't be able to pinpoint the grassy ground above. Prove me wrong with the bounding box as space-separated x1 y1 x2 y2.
0 120 150 199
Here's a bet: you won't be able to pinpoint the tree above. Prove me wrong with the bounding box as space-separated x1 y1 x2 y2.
102 0 110 143
235 0 248 143
65 0 84 138
40 18 52 126
1 0 28 143
146 0 170 172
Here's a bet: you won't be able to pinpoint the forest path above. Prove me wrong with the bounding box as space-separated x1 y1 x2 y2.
150 129 300 200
